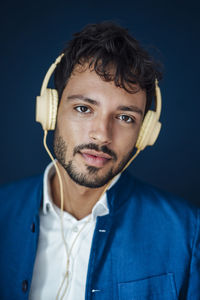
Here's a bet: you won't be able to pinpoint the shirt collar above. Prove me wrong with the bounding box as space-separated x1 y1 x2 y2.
43 161 55 214
43 161 120 220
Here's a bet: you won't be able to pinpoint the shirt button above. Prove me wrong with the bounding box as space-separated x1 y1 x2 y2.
46 203 50 212
72 226 79 233
31 223 35 233
22 280 28 293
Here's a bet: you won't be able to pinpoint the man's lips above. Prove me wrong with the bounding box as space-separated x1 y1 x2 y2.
79 150 112 167
80 149 112 159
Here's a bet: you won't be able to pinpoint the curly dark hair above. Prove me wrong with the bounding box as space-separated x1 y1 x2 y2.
54 22 162 112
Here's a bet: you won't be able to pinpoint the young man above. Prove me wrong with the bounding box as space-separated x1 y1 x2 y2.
0 22 199 300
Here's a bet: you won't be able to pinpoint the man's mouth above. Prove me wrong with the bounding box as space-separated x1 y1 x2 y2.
79 149 112 168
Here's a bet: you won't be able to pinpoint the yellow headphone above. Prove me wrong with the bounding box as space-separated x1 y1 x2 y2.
36 53 162 151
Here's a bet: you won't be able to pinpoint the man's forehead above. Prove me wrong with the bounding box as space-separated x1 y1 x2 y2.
71 61 141 91
60 62 146 113
68 63 144 94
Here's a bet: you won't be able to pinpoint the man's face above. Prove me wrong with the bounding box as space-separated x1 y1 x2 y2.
53 66 146 188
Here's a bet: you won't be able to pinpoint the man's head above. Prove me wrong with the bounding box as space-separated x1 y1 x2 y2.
53 22 162 188
54 22 161 112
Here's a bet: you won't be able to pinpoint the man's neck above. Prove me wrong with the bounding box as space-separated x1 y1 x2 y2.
51 162 107 220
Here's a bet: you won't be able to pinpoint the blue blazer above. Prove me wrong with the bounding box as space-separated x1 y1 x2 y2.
0 171 199 299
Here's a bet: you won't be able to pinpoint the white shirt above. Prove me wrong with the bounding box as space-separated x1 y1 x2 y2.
30 162 120 300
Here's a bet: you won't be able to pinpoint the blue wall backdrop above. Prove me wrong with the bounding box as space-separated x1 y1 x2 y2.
0 0 199 204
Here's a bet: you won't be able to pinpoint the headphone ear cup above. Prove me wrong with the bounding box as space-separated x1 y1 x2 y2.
36 88 58 130
48 88 59 130
136 110 160 151
148 121 161 146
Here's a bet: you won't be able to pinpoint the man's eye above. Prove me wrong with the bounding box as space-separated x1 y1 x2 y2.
118 115 134 123
75 106 91 113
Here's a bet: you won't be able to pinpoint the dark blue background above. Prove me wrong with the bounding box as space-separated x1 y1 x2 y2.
0 0 199 204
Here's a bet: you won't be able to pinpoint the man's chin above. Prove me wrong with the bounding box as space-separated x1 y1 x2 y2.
69 172 114 189
65 161 115 189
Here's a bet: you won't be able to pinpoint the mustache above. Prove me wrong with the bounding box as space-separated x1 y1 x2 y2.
73 143 117 161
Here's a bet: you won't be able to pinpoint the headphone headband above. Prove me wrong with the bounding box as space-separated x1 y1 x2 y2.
155 79 161 119
40 53 64 95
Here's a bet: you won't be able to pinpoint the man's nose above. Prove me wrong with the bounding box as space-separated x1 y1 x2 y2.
89 116 112 145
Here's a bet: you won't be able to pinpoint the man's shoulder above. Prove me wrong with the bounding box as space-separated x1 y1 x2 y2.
110 171 200 244
114 171 199 217
0 175 43 215
0 174 43 196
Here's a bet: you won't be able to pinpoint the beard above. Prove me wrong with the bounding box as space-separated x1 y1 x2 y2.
53 133 134 189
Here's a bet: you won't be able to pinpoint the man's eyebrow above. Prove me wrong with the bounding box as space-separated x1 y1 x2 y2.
67 95 143 115
117 105 143 115
67 95 99 106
